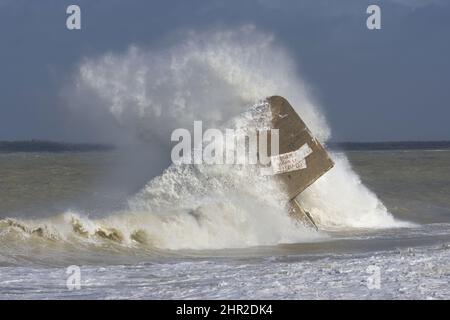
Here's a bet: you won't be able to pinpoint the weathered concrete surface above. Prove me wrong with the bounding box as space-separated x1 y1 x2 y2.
266 96 334 199
288 198 319 230
265 96 334 228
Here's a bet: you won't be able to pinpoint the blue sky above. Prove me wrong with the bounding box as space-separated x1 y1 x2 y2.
0 0 449 142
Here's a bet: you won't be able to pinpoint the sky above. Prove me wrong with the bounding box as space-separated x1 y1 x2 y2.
0 0 449 142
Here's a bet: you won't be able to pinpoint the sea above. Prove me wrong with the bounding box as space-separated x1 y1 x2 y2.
1 145 449 299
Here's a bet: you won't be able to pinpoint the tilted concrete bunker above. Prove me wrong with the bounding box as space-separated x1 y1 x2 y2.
262 96 334 229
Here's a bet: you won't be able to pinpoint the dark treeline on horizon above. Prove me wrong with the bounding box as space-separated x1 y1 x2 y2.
0 140 114 153
328 141 450 151
1 140 450 153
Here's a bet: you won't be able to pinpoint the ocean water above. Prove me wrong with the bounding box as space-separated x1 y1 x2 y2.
0 149 449 299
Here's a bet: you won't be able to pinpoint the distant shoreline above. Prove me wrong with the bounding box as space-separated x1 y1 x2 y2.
0 140 114 153
327 141 450 151
1 140 450 153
